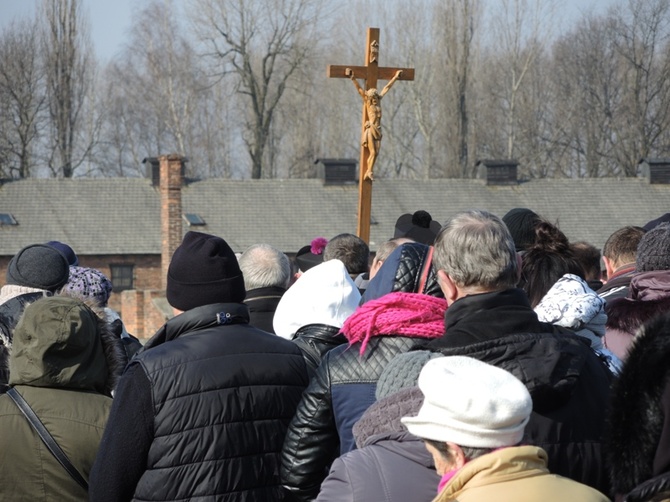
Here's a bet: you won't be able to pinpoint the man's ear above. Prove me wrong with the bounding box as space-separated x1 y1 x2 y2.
602 256 615 280
437 270 459 305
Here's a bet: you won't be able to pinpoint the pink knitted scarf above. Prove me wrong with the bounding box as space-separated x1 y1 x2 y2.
340 291 447 354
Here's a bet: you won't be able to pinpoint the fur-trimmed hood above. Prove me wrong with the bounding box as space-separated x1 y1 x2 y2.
605 312 670 498
7 294 125 396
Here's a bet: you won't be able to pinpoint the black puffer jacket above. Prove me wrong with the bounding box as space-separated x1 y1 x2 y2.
89 303 309 502
280 242 444 502
605 312 670 501
425 288 613 495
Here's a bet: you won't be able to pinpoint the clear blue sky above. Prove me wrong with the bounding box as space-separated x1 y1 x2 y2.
1 0 615 63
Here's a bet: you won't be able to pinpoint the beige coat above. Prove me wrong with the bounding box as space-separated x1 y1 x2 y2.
434 446 609 502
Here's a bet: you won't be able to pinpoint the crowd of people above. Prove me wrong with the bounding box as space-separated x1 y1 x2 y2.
1 207 670 501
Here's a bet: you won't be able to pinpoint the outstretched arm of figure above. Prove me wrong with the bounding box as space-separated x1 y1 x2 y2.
380 70 403 97
346 68 365 98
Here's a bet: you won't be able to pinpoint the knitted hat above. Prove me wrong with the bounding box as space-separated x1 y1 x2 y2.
643 213 670 232
636 222 670 272
6 244 70 291
61 266 113 307
376 350 443 400
502 208 541 252
401 356 532 448
295 237 328 272
394 210 442 245
167 231 245 311
45 241 78 266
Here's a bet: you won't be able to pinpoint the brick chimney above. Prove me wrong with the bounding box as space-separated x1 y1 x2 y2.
160 154 184 290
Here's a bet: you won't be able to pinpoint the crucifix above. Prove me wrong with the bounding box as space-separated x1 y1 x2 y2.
328 27 414 243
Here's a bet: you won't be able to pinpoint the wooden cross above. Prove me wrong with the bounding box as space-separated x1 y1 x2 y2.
328 27 414 244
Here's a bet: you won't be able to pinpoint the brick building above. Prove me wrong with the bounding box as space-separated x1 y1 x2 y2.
1 156 669 338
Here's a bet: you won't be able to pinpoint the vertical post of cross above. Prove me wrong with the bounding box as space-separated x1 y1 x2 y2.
327 28 414 243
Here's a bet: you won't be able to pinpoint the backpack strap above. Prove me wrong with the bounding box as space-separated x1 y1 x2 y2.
7 387 88 491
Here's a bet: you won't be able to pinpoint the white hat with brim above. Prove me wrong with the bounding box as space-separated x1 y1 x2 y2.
401 356 532 448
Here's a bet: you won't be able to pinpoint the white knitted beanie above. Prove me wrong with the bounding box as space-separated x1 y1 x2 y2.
401 356 532 448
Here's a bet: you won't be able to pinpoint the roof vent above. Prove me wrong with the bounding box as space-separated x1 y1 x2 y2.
142 157 160 186
639 158 670 184
315 158 358 186
476 159 519 186
0 213 18 226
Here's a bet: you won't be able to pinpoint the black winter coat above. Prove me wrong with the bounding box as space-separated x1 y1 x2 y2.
89 303 309 502
244 285 286 334
424 288 613 495
291 323 347 375
605 312 670 501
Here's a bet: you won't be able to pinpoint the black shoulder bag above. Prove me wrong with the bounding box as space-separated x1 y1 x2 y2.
7 387 89 491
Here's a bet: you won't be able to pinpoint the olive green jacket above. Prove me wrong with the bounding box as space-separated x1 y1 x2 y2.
0 296 118 501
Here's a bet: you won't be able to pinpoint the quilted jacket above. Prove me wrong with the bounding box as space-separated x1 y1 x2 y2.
291 324 347 375
280 242 445 502
89 303 309 502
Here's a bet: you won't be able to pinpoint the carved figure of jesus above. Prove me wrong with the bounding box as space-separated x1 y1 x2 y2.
346 67 402 181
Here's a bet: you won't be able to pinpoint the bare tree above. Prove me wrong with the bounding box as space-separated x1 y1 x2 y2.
550 14 622 178
0 18 45 179
192 0 324 179
95 1 235 178
42 0 95 177
483 0 555 165
440 0 480 177
611 0 670 176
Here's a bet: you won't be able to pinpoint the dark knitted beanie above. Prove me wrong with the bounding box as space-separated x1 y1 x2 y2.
376 350 443 400
643 213 670 232
636 222 670 272
502 208 541 252
45 241 79 266
6 244 70 291
167 231 246 311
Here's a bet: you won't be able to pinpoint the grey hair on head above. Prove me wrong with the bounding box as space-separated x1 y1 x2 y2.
433 209 518 290
238 244 291 290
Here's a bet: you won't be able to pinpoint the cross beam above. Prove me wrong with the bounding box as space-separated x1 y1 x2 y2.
327 27 414 244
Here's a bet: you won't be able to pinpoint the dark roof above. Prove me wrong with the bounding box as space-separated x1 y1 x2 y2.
0 177 667 255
